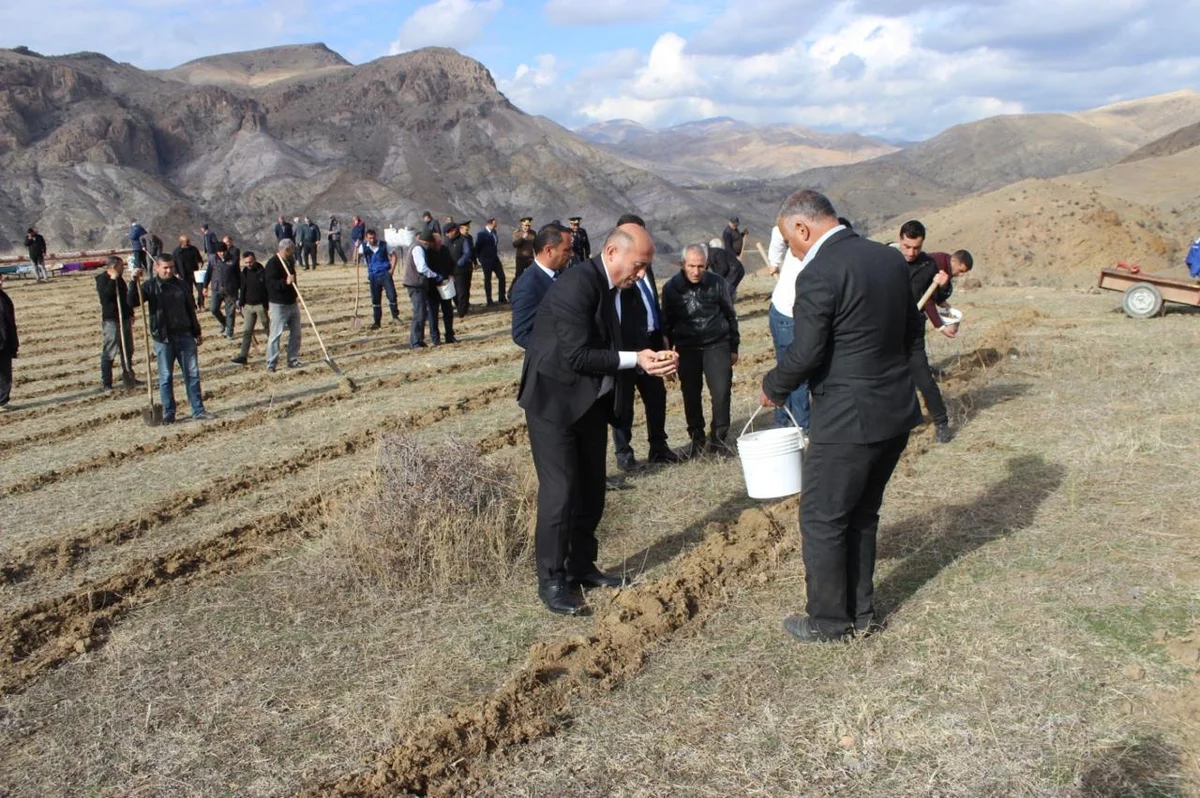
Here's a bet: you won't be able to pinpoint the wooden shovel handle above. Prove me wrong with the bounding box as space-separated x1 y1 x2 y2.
916 279 939 311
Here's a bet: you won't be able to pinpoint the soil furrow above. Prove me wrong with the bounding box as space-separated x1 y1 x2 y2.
0 381 517 588
297 336 1009 797
2 350 524 496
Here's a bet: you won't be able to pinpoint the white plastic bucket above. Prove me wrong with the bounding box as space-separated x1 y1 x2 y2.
437 281 457 301
938 307 963 333
737 405 804 499
194 268 207 285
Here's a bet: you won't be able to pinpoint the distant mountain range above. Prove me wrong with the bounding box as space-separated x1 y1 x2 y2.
2 41 1198 276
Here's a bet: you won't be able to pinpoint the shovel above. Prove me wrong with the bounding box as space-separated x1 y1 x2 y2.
350 258 362 331
134 279 164 426
281 257 356 389
114 277 134 389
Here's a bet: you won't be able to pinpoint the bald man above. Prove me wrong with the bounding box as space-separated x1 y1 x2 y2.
518 224 679 616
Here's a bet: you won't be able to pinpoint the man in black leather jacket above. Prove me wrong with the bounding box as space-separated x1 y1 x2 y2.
661 243 740 457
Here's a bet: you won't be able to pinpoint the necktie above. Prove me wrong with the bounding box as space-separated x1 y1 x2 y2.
638 279 659 330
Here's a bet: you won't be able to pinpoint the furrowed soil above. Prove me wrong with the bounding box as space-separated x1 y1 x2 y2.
1 267 1198 797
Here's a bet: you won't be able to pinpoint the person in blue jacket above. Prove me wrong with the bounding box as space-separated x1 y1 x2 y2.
360 229 400 329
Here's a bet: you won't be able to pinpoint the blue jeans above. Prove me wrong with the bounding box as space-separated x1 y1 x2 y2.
154 334 205 421
767 304 811 430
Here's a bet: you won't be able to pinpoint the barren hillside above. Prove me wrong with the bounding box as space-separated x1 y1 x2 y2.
156 43 352 88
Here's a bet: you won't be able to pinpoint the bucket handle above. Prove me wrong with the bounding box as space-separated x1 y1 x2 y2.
740 402 801 439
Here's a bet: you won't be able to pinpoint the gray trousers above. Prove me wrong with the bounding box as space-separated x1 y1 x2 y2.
267 302 302 368
101 319 135 387
238 305 269 360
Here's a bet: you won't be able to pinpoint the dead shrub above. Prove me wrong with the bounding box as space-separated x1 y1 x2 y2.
329 434 535 593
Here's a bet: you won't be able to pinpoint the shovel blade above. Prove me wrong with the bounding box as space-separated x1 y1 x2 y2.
142 404 164 426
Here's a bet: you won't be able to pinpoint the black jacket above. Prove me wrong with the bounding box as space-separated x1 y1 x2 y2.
129 276 202 343
661 270 739 352
96 272 133 323
518 255 623 426
707 247 745 291
239 263 268 307
25 232 46 259
172 244 203 283
474 228 500 264
429 245 456 281
618 270 665 351
0 288 17 357
762 229 922 444
274 221 294 241
206 249 241 296
264 255 297 305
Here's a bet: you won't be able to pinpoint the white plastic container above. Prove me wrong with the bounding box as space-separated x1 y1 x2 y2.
437 281 457 301
737 405 804 499
939 307 963 333
194 268 207 285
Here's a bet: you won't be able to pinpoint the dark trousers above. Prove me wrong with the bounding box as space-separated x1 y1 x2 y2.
453 267 472 316
209 290 236 337
908 344 947 425
481 258 506 303
514 257 533 283
0 353 12 405
406 286 429 346
192 281 205 310
327 239 347 265
370 272 400 324
100 319 136 388
678 344 733 443
427 285 455 343
612 369 669 457
300 243 317 269
527 399 609 583
800 434 909 636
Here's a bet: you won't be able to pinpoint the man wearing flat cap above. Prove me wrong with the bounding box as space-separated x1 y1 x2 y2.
513 217 536 282
723 216 747 258
568 216 591 266
449 220 475 317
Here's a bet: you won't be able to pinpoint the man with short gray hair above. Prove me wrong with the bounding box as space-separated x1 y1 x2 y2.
760 189 922 644
264 239 303 372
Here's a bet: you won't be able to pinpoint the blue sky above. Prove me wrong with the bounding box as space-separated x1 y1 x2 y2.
2 0 1198 140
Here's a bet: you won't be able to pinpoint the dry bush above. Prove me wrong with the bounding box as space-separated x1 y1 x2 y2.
329 434 535 593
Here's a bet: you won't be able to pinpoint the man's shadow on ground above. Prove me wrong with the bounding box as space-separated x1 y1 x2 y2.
873 453 1065 623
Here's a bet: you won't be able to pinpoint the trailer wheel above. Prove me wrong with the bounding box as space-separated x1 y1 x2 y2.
1122 283 1163 319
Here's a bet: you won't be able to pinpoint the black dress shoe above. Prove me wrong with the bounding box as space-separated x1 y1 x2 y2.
935 423 953 444
572 569 627 589
647 447 681 464
538 580 586 616
782 614 852 643
616 454 642 472
855 617 884 637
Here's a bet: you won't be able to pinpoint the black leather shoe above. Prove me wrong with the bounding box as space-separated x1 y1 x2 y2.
855 617 884 637
572 569 627 589
782 614 851 643
616 454 642 472
538 581 586 616
687 438 706 459
935 423 953 444
648 447 681 464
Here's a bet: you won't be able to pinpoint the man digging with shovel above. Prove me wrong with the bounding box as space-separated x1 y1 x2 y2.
129 255 215 424
96 256 141 393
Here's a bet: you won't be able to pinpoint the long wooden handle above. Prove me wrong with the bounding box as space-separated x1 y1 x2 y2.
135 281 155 404
917 279 939 311
281 258 334 363
755 241 773 269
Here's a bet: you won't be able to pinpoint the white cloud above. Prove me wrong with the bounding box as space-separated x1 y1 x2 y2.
388 0 503 55
543 0 670 26
496 54 561 113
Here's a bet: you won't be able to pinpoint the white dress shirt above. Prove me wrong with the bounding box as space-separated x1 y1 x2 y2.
769 224 845 317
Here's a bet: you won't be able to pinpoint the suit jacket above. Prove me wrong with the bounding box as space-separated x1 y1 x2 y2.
763 229 922 444
475 228 500 264
619 268 664 351
510 265 555 349
518 255 623 426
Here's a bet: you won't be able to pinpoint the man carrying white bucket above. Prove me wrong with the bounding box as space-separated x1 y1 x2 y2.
759 190 923 643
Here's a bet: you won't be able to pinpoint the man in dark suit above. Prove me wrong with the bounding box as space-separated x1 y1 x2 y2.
761 190 923 643
510 222 573 349
519 224 679 616
475 218 507 305
612 264 679 468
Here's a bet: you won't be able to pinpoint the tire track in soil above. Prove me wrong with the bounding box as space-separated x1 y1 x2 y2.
2 350 525 497
298 337 1010 798
0 380 519 590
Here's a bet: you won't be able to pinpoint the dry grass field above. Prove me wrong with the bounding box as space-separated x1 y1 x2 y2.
1 263 1198 797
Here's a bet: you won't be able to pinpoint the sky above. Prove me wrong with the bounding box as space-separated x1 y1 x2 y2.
2 0 1198 140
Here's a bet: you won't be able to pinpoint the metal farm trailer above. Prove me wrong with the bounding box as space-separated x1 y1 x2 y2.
1097 268 1200 319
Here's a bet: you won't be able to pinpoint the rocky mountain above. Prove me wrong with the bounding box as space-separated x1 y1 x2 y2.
578 116 897 183
1121 120 1200 163
0 44 730 256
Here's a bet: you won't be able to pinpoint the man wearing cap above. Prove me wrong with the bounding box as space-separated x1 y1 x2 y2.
722 216 747 258
449 220 475 317
513 217 536 281
475 217 507 306
568 217 591 265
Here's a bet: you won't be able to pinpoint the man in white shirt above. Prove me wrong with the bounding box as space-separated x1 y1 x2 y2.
767 223 818 431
